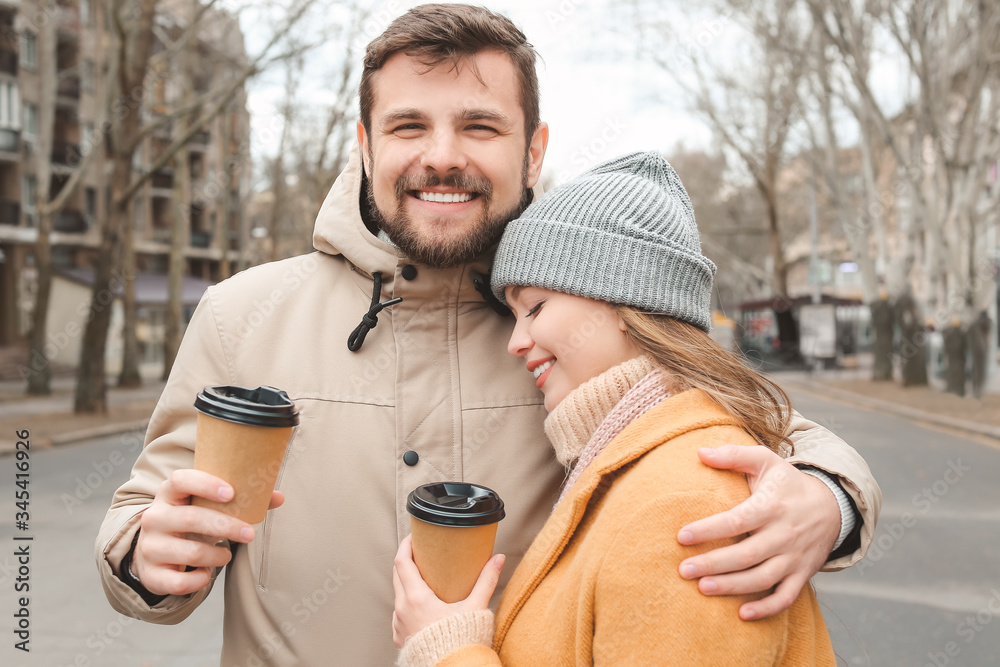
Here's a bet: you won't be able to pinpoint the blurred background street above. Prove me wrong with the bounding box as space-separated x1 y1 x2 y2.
1 371 998 666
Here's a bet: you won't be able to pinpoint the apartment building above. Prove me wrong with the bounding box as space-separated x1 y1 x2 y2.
0 0 251 351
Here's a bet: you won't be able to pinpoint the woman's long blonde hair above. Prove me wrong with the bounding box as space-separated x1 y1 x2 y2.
617 307 792 453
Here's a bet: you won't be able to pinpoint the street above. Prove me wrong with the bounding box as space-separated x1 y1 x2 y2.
2 387 999 666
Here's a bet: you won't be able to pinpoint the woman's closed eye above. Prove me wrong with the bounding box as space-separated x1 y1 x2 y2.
526 302 544 317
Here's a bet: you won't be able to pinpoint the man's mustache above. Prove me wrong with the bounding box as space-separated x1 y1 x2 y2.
394 173 494 199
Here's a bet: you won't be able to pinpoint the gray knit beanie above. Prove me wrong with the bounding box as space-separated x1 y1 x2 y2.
491 151 717 332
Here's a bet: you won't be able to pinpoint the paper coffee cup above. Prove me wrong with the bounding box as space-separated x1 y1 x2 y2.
191 385 299 524
406 482 505 603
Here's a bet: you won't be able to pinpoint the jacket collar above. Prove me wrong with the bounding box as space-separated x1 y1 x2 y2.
493 388 737 647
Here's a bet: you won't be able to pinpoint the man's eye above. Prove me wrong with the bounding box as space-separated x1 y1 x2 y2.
467 125 498 133
394 124 423 132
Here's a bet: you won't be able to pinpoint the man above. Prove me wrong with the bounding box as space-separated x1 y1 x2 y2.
97 5 880 665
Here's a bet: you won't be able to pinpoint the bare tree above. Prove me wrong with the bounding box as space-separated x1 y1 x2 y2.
24 0 58 395
638 0 811 361
810 0 1000 390
75 0 320 413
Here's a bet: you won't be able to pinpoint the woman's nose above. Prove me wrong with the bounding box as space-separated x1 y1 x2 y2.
507 323 532 358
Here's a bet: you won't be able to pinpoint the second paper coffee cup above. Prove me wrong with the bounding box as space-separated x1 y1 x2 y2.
407 482 505 603
191 385 299 524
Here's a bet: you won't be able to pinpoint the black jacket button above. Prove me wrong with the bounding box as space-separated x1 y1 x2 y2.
403 450 419 466
401 265 418 280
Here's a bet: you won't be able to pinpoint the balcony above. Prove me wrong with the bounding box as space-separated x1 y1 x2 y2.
0 50 16 75
190 230 212 248
188 130 210 152
0 199 18 225
53 209 86 233
51 141 81 167
57 75 81 101
151 168 173 190
57 5 80 35
0 127 18 156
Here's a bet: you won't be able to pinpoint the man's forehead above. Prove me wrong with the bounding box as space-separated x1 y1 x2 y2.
369 51 521 110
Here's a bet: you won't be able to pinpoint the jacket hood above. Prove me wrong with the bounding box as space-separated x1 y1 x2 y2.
312 144 404 278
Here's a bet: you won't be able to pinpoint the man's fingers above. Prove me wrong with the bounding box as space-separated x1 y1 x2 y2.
677 498 769 547
697 445 780 477
158 469 235 505
142 504 254 544
693 555 790 597
738 572 807 621
679 533 781 581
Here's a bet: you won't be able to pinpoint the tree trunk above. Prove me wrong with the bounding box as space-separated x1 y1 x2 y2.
164 143 191 377
75 0 160 413
118 207 142 387
163 0 198 379
895 293 928 387
942 324 967 396
26 0 58 395
870 298 894 381
74 162 129 414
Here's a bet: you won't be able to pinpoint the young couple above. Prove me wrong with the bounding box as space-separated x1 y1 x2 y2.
98 4 877 665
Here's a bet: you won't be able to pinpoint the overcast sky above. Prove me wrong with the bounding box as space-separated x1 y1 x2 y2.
241 0 913 187
242 0 715 186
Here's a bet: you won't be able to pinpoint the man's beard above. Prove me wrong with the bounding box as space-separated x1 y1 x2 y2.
366 160 533 269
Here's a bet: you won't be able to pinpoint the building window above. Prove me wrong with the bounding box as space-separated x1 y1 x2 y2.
22 176 37 226
20 33 36 70
22 103 37 142
82 60 95 92
80 0 93 26
0 82 19 130
82 123 95 156
85 187 97 227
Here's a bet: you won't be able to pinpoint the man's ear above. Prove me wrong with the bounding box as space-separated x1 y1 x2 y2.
357 121 372 177
524 122 549 189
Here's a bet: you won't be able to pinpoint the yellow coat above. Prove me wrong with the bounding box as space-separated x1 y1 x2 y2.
442 389 835 666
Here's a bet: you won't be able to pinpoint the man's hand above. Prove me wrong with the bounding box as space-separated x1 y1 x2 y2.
392 535 504 648
133 469 285 596
677 445 840 620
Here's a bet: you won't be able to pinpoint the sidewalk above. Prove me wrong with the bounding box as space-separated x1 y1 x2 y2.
774 367 1000 442
1 365 998 455
0 376 165 453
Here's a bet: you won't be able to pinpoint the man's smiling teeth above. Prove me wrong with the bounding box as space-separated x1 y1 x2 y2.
532 360 554 379
417 191 473 203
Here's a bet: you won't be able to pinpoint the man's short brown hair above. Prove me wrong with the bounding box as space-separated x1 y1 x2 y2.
359 4 540 144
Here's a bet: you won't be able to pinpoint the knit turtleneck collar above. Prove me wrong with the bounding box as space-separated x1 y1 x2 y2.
543 355 658 468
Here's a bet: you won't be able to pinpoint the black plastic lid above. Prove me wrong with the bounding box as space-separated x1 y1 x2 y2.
194 385 299 428
406 482 505 527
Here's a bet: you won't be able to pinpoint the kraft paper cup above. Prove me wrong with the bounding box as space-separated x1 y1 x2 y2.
406 482 505 603
191 385 299 524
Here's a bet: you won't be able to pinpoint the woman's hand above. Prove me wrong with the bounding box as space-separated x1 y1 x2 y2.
392 535 505 648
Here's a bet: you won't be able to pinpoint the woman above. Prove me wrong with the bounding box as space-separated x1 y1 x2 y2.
392 152 835 665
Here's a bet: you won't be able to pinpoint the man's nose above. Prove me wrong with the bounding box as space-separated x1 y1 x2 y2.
419 130 468 174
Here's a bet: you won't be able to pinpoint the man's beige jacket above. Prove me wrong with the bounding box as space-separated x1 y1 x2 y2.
96 147 880 665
